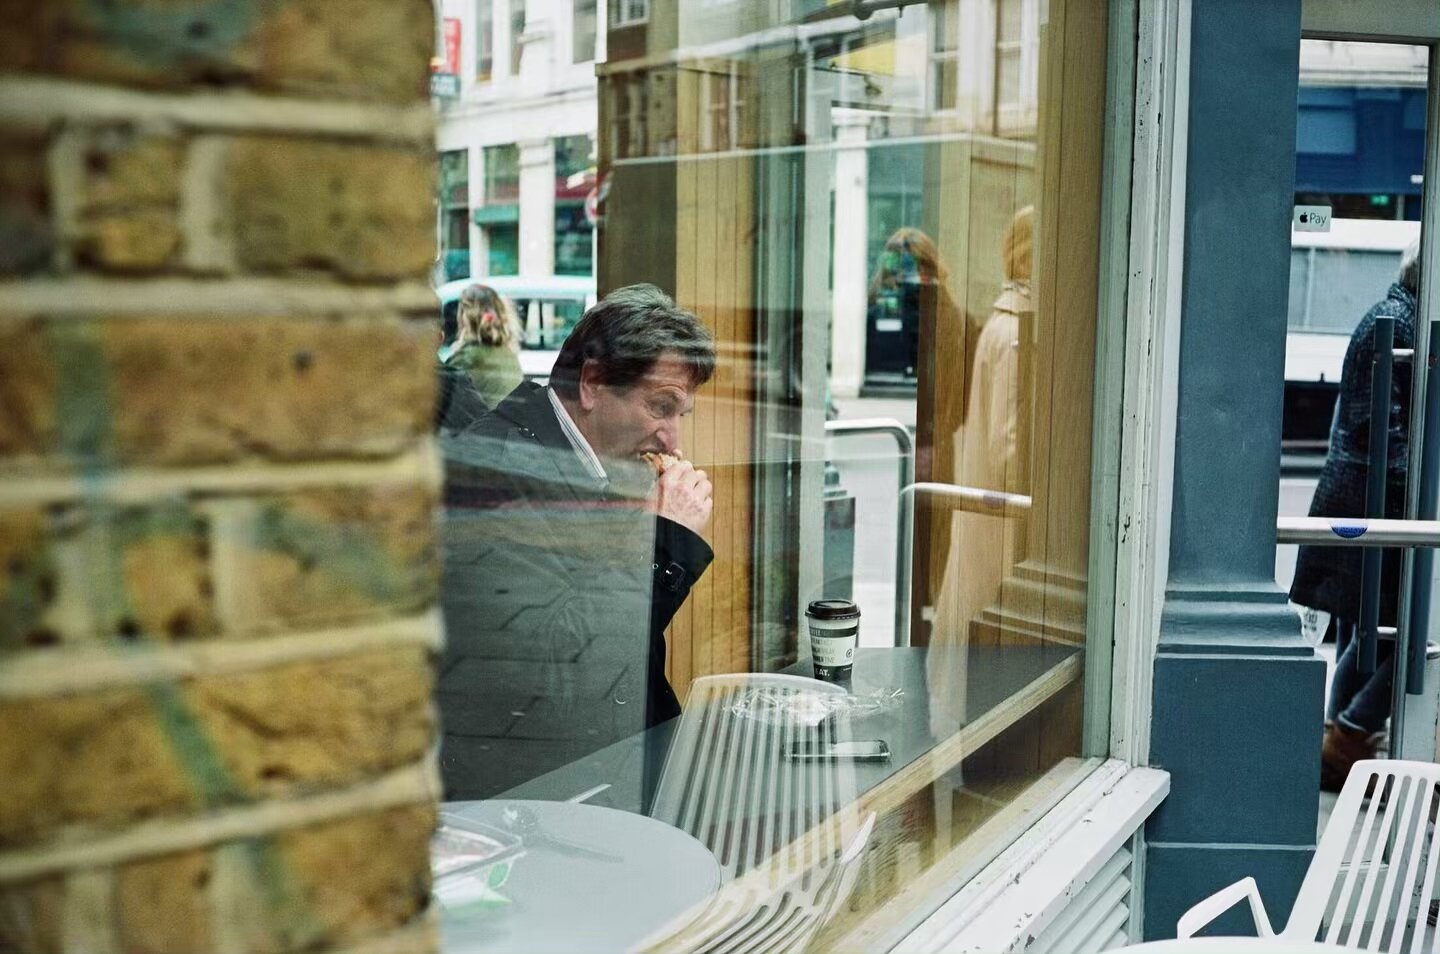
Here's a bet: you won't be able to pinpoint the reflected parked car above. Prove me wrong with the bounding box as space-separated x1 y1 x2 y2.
437 275 598 380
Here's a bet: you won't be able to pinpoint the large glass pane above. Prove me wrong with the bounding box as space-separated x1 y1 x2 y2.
1278 41 1428 789
433 0 1114 947
1277 41 1426 600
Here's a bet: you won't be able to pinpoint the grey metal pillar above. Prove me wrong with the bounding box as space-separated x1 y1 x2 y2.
1143 0 1327 939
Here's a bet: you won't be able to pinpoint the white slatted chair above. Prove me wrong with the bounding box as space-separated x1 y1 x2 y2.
637 673 877 954
1178 759 1440 949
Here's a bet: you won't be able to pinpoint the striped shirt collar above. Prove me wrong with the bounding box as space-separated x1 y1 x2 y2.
546 386 607 483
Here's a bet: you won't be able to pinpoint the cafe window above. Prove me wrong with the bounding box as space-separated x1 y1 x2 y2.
433 0 1116 947
438 150 471 283
476 0 494 83
554 135 595 276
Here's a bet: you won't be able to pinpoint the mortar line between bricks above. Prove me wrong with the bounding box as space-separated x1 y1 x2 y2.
0 78 436 144
0 610 443 699
0 756 442 884
0 441 443 505
0 278 440 314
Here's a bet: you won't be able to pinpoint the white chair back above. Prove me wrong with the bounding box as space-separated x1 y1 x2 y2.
1291 758 1440 950
638 673 876 953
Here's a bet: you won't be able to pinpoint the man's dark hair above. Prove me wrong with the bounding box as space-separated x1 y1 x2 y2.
550 283 716 400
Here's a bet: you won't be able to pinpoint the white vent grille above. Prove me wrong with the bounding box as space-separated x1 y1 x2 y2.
1027 848 1135 953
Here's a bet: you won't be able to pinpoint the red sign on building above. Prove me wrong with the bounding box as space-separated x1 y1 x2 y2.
441 18 462 75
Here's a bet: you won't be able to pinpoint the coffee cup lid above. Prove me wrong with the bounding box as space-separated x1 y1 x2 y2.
806 599 860 621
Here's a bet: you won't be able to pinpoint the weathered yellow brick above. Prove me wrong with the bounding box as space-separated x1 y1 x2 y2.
0 501 215 648
0 131 54 275
0 320 59 460
250 1 434 103
215 485 437 634
116 848 212 954
1 312 435 484
109 501 217 641
101 317 435 466
189 648 434 796
77 210 182 272
2 0 432 104
0 647 432 847
225 138 434 281
83 134 183 209
0 874 65 954
274 803 434 951
70 132 184 273
0 508 60 651
0 686 197 847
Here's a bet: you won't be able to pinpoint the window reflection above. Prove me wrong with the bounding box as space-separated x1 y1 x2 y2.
433 0 1111 947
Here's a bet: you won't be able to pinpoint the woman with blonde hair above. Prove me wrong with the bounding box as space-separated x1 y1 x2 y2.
927 206 1034 743
440 283 524 409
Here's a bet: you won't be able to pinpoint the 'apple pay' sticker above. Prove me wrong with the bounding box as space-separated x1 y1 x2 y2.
1293 204 1331 232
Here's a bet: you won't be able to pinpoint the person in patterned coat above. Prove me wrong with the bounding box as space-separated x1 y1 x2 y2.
1291 238 1420 791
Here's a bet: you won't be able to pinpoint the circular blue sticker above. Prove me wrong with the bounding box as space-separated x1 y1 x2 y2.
1330 522 1367 539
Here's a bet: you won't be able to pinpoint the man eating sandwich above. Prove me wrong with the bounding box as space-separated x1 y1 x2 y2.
438 283 717 801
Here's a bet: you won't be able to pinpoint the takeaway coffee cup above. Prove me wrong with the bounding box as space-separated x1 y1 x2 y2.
806 599 860 681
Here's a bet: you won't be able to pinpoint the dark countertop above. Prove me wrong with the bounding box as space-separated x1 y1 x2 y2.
492 644 1080 816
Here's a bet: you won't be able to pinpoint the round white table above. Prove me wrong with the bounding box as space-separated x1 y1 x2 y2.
1113 938 1357 953
438 800 721 953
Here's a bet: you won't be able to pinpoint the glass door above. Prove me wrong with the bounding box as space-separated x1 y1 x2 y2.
1286 0 1440 777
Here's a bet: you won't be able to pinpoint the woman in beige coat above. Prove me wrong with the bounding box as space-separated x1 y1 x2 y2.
927 206 1033 740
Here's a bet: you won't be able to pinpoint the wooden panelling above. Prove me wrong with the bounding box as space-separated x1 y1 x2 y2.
665 61 759 701
917 0 1108 785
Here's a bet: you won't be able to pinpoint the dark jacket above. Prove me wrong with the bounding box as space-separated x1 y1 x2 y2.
442 341 524 409
437 381 713 799
1290 282 1416 624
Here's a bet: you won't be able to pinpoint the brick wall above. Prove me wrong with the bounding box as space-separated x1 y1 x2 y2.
0 3 443 952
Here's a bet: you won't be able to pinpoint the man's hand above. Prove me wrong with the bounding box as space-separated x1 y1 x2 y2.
654 458 713 537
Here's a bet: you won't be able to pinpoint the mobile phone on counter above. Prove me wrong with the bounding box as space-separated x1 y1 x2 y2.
784 739 890 762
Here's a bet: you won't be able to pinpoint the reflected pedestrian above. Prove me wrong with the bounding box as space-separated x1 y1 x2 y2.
440 283 525 409
928 206 1032 740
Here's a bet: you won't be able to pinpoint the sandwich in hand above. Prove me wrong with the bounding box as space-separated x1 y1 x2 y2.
641 451 681 476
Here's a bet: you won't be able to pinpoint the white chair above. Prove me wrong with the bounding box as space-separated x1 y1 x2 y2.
1178 759 1440 950
637 673 877 953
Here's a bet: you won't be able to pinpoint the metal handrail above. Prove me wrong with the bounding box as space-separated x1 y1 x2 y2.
1403 320 1440 694
1277 517 1440 547
825 418 915 647
901 482 1032 517
1358 316 1396 673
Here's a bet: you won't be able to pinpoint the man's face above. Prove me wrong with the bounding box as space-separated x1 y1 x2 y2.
578 351 698 462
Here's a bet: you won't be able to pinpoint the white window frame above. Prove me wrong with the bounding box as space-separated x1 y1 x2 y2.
892 0 1192 945
571 0 599 64
612 0 648 28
